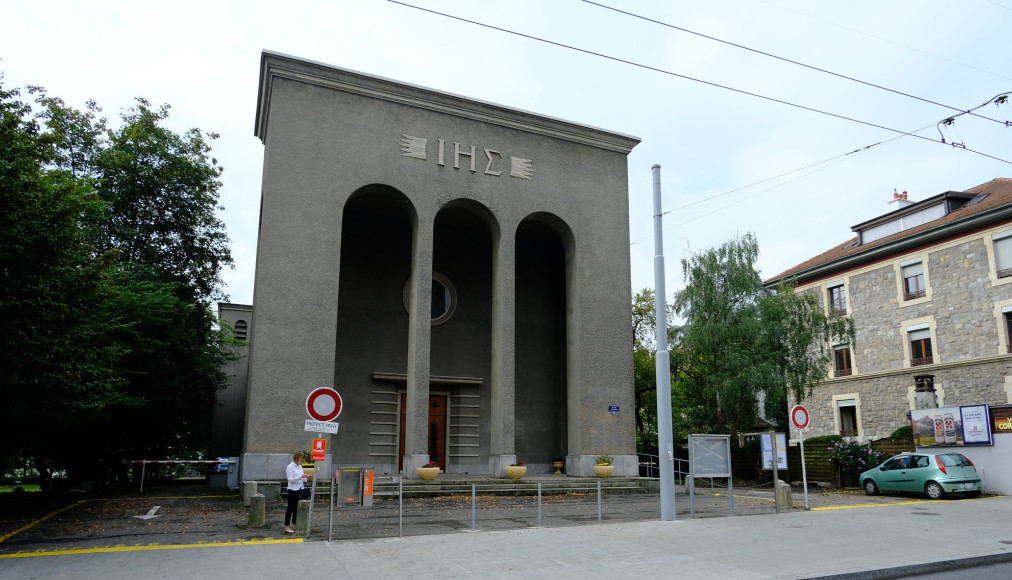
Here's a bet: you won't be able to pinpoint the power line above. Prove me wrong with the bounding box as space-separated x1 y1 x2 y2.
386 1 1012 166
628 128 914 247
758 0 1012 81
582 0 1009 127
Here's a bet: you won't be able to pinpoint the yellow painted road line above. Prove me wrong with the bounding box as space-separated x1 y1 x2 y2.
0 537 304 559
812 499 933 510
88 495 233 501
0 499 86 544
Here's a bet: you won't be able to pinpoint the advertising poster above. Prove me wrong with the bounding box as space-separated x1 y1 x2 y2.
911 407 962 446
760 432 787 470
912 405 994 446
960 405 992 445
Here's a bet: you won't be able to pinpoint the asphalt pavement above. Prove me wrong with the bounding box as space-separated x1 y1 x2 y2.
1 483 1009 579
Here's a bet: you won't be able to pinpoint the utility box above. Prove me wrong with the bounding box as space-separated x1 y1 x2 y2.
335 467 374 507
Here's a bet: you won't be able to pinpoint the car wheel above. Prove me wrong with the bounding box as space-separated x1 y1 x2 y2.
863 479 879 496
925 481 944 500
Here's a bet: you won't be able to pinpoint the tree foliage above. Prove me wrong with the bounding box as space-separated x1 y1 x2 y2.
672 233 853 437
0 78 235 487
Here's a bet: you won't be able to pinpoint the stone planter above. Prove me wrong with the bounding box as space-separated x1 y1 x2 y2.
594 465 614 478
553 461 564 475
504 465 527 479
416 467 439 481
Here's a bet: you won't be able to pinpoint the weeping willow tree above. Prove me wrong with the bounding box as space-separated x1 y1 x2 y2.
673 233 853 436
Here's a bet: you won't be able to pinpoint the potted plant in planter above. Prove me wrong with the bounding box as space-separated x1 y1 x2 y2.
552 456 565 475
301 450 315 479
416 460 440 481
594 455 614 478
504 460 527 479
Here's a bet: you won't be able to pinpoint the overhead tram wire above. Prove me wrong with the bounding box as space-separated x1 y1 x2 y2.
627 127 916 247
582 0 1010 126
758 0 1012 82
387 1 1012 167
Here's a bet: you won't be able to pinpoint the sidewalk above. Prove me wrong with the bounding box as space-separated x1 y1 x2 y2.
1 488 1009 579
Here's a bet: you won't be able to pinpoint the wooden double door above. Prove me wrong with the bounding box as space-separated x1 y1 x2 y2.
398 394 447 470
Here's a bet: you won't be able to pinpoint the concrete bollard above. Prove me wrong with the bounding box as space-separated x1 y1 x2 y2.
775 479 793 508
241 481 256 507
248 493 265 527
294 499 310 533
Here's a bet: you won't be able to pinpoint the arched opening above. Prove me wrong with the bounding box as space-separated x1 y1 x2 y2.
425 201 496 472
515 214 570 464
334 185 416 469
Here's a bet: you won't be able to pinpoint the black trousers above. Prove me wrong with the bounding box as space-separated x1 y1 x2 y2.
285 489 301 526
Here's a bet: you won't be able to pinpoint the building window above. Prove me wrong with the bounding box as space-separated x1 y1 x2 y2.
837 400 858 437
235 320 248 341
994 233 1012 279
901 261 925 300
833 345 852 377
1005 312 1012 354
909 328 933 366
828 285 846 316
402 271 457 326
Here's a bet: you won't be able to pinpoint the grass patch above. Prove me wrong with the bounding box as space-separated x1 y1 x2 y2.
1 484 42 493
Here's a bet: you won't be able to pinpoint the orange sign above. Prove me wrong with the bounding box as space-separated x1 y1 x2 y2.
364 470 374 496
312 438 327 461
995 416 1012 433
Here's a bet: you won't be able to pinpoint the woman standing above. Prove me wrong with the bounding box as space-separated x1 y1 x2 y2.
284 451 312 533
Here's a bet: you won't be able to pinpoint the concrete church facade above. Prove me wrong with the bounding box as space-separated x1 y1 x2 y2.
232 52 640 480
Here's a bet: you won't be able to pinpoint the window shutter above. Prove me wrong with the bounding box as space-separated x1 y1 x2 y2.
994 235 1012 272
901 261 923 277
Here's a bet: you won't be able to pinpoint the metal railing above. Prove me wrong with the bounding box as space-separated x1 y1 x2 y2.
636 453 688 484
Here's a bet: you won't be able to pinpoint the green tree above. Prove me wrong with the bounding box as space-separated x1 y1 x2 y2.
0 82 132 486
673 233 853 436
1 81 236 486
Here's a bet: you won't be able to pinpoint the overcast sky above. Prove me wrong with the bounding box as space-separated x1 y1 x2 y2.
3 0 1010 308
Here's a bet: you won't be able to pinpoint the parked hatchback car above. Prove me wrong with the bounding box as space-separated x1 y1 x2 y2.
859 452 981 499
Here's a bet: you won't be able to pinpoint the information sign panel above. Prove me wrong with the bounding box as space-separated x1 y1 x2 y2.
689 434 732 478
760 432 787 470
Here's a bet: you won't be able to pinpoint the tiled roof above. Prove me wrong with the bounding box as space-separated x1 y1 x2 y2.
765 177 1012 283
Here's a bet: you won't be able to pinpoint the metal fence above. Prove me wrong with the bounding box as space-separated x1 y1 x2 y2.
318 475 789 542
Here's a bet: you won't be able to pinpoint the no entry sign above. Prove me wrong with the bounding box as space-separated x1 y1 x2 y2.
306 387 342 422
791 405 810 430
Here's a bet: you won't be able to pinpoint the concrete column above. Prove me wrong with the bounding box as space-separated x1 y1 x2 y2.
403 216 434 476
489 232 516 477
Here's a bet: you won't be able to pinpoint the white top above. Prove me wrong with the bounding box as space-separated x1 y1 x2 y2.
286 461 306 491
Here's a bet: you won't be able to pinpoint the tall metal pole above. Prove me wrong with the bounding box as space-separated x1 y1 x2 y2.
652 164 676 521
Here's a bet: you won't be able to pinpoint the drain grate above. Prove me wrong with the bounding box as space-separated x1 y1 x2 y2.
909 512 940 516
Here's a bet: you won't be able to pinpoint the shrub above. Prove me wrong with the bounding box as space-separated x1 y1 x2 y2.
889 425 913 439
827 440 886 473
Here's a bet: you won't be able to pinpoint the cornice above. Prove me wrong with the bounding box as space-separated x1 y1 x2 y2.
254 51 641 153
816 353 1012 387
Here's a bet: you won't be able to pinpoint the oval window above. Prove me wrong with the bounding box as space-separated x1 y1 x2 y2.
403 272 457 325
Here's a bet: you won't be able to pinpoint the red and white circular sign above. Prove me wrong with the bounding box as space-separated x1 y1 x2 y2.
791 405 810 430
306 387 342 422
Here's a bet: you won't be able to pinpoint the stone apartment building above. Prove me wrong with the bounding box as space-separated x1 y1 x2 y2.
767 178 1012 443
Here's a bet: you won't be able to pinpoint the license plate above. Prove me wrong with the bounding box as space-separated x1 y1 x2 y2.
961 483 975 489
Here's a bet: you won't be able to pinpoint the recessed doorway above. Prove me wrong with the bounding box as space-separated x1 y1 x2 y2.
399 394 448 470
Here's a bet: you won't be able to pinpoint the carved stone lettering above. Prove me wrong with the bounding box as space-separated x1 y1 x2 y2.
484 149 502 176
454 143 476 172
402 134 533 180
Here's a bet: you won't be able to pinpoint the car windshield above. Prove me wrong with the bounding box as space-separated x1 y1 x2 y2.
938 454 972 467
